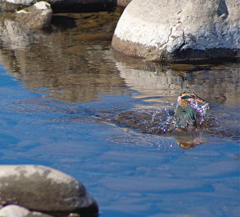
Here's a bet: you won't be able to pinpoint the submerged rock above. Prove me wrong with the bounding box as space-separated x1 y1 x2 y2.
112 0 240 62
0 1 52 32
0 165 98 216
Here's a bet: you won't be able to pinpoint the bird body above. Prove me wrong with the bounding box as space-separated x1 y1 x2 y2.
175 103 197 129
174 92 208 131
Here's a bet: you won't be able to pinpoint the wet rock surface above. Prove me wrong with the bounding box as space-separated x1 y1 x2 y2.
112 0 240 62
0 165 98 217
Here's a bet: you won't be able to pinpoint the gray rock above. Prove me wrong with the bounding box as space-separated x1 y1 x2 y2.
0 165 98 216
16 1 52 29
0 15 35 49
0 0 36 12
112 0 240 62
0 1 52 49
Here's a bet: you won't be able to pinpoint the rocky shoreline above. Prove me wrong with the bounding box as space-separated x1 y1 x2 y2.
0 0 131 30
1 0 239 62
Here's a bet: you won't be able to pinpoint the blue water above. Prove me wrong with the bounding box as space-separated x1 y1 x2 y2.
0 62 240 217
0 12 240 217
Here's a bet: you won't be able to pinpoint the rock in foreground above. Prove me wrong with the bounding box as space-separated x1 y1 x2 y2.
0 165 98 216
112 0 240 62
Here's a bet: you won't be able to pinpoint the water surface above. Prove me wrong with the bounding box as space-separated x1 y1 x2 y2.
0 11 240 217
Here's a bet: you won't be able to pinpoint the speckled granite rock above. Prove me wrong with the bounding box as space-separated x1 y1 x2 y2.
0 165 98 216
112 0 240 62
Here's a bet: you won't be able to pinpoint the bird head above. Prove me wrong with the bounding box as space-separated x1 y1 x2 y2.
177 92 205 107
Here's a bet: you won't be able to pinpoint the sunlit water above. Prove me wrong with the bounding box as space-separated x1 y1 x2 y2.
0 12 240 217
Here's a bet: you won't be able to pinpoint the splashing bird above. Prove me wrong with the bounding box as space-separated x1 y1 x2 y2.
174 92 209 131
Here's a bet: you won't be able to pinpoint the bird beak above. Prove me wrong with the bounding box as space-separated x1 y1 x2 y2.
190 92 206 103
192 95 205 103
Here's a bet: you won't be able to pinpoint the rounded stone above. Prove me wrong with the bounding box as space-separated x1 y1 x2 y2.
0 0 36 12
16 1 52 30
112 0 240 62
0 205 30 217
0 165 98 215
0 205 54 217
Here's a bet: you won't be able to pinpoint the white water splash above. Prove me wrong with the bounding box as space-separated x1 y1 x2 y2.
189 100 210 124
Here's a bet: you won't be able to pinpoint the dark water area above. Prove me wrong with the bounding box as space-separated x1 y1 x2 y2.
0 11 240 217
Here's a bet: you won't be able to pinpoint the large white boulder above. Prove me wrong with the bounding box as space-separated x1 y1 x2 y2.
0 165 98 216
112 0 240 62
